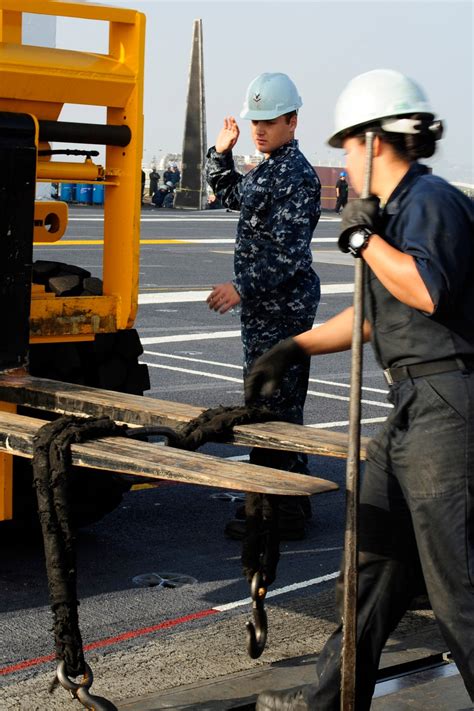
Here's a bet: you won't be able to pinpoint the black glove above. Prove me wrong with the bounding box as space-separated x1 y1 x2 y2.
338 196 381 254
244 338 307 404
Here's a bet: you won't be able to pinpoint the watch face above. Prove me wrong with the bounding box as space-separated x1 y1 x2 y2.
349 231 367 249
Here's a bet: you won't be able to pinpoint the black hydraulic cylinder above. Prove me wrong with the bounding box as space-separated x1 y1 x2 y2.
0 112 36 371
38 120 131 147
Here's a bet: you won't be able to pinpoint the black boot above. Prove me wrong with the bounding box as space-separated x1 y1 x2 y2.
225 513 305 541
235 496 312 521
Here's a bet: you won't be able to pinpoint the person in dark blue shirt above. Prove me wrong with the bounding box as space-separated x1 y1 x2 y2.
335 171 349 213
206 73 321 539
248 69 474 710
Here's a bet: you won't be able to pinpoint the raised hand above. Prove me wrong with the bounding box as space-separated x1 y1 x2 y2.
215 116 240 154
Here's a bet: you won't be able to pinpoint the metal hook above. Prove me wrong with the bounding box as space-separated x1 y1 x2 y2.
246 570 268 659
57 661 118 711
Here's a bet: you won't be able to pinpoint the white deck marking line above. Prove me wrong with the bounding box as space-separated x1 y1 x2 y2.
138 284 352 305
306 389 392 409
310 379 386 394
308 417 388 428
142 351 388 395
145 362 242 382
142 361 392 408
214 571 340 611
143 350 244 369
141 331 241 344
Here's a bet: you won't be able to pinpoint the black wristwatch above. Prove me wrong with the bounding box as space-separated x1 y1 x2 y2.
347 227 373 257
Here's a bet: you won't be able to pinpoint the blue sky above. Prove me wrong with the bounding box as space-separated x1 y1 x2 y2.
54 0 473 181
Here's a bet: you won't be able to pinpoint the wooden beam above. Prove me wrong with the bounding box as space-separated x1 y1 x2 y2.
0 374 369 459
0 411 338 497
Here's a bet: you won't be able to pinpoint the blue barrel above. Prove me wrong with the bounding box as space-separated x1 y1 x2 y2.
76 183 93 204
92 183 105 205
60 183 75 202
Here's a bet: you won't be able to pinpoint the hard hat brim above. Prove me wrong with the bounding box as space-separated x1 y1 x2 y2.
240 105 300 121
327 111 435 148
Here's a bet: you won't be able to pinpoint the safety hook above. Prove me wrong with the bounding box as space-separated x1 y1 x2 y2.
246 570 268 659
56 660 118 711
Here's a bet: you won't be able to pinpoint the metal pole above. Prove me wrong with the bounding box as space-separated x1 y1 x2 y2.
340 131 374 711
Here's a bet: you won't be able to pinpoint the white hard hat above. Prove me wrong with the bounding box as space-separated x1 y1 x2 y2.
240 72 302 120
328 69 435 147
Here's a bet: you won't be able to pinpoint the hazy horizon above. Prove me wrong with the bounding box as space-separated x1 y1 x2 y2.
50 0 473 183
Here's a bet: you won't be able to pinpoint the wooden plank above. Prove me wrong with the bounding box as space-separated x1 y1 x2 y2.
0 373 370 459
0 411 338 497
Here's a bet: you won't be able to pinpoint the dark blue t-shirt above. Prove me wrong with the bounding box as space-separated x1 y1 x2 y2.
365 163 474 369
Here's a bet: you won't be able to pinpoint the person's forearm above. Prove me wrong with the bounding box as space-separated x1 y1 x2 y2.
363 235 434 313
293 307 371 356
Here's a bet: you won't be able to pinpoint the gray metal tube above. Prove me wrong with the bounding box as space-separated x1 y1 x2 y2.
340 131 374 711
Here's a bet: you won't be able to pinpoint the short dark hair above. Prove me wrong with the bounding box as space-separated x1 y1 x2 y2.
349 114 442 161
283 110 297 124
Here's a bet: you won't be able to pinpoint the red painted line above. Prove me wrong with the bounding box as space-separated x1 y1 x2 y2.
0 608 218 677
84 608 217 650
0 653 56 676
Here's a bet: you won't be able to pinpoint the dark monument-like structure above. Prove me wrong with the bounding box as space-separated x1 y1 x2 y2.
174 19 207 210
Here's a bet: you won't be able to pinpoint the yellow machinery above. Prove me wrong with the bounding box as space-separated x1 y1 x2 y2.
0 0 147 522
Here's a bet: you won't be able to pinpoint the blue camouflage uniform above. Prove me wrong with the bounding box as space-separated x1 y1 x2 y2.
206 139 321 471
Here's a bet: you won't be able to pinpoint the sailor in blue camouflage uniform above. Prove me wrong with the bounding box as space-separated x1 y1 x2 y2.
206 73 321 538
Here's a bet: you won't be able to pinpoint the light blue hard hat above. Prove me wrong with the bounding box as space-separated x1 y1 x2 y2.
340 171 347 177
240 72 303 120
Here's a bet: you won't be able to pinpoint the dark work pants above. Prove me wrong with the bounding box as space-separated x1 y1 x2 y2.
335 195 348 213
242 313 315 476
293 369 474 709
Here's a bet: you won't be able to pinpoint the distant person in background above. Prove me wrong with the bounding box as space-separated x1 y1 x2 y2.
163 162 181 187
149 166 160 196
163 182 176 208
163 164 174 184
205 193 222 210
141 169 146 203
152 182 173 208
335 170 349 213
170 164 181 187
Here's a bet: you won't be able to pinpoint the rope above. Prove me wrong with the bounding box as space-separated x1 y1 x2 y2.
170 404 276 450
32 404 281 685
241 493 280 586
32 415 127 678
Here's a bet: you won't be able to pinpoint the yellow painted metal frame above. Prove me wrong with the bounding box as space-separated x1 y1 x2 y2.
0 0 146 338
0 1 145 520
0 402 15 521
34 201 68 243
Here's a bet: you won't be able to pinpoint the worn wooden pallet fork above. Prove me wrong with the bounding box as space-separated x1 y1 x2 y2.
0 373 369 455
0 372 370 501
